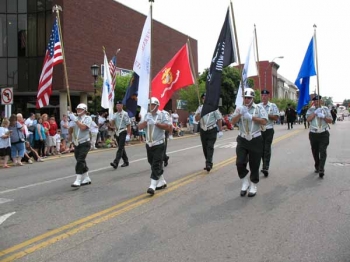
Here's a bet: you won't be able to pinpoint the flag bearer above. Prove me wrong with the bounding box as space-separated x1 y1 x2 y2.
68 103 93 187
195 93 223 172
259 89 279 177
138 97 171 196
231 88 268 197
306 95 332 178
110 100 131 170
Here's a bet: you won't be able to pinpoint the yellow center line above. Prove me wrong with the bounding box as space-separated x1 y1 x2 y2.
0 129 301 261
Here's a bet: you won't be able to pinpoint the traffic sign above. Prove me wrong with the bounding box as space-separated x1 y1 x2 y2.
1 87 13 105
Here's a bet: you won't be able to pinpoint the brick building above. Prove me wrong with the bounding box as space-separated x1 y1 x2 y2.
0 0 198 119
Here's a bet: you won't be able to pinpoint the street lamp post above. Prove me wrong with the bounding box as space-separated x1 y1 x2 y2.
90 63 99 117
264 56 283 96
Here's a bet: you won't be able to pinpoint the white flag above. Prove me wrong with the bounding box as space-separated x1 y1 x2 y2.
236 33 257 106
133 11 151 118
101 53 114 117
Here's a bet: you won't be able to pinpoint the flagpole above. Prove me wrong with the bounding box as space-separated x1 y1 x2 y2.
313 24 320 102
230 0 244 100
53 5 71 110
254 24 262 92
187 38 201 105
149 0 154 101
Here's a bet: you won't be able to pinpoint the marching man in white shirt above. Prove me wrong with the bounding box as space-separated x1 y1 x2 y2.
110 101 131 170
259 89 279 177
231 88 268 197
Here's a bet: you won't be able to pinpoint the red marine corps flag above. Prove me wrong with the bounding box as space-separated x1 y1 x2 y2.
151 44 194 110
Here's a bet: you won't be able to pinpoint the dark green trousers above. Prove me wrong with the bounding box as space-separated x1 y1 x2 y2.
74 141 90 174
146 143 165 180
236 135 263 184
309 131 329 172
261 128 274 170
200 128 217 168
114 130 128 165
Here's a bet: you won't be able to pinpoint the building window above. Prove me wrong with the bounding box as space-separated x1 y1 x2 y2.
7 57 17 88
27 13 36 56
0 14 6 57
18 0 27 13
7 14 17 57
18 14 26 57
6 0 17 13
0 58 6 86
0 1 6 13
37 12 45 56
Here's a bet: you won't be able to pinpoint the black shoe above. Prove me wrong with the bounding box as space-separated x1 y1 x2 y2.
121 162 129 167
240 190 247 197
205 165 211 172
314 169 319 173
261 169 269 177
147 188 155 196
156 184 167 190
110 162 118 169
164 156 169 167
319 171 325 178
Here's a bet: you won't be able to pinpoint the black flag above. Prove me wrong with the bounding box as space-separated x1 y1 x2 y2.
201 8 236 117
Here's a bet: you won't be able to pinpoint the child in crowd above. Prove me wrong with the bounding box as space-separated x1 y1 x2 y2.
54 130 61 155
22 141 44 163
105 135 117 148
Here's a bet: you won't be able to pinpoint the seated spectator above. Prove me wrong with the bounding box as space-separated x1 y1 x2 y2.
105 135 117 148
172 123 183 137
60 141 75 154
138 129 145 142
22 141 44 163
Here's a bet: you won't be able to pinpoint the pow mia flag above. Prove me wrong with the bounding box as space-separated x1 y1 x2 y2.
201 7 237 117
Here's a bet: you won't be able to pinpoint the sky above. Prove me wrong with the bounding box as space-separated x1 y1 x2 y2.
115 0 349 103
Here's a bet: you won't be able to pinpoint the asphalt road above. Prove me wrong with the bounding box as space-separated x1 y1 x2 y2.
1 119 350 262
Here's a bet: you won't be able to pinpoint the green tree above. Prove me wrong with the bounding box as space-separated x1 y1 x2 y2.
322 96 333 107
92 74 132 112
342 99 350 108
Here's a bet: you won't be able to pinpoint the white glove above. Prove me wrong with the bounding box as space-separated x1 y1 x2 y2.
238 105 248 115
317 113 325 118
243 112 253 120
68 112 77 122
147 118 155 125
218 131 223 138
125 134 130 142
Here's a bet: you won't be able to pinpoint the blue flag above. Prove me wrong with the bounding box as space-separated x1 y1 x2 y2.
295 37 316 114
122 72 139 117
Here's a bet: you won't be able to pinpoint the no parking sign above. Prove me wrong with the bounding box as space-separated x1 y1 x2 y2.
1 88 13 105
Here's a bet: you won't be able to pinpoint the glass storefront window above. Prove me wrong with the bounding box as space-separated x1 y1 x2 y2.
28 0 36 13
7 14 17 57
18 14 27 57
46 0 53 11
7 0 16 13
18 0 27 13
0 14 6 57
0 1 6 13
0 58 6 87
37 0 45 12
8 58 17 89
27 13 36 56
37 12 45 56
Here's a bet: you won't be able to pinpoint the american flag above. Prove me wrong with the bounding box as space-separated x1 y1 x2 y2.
108 56 116 101
36 18 63 108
